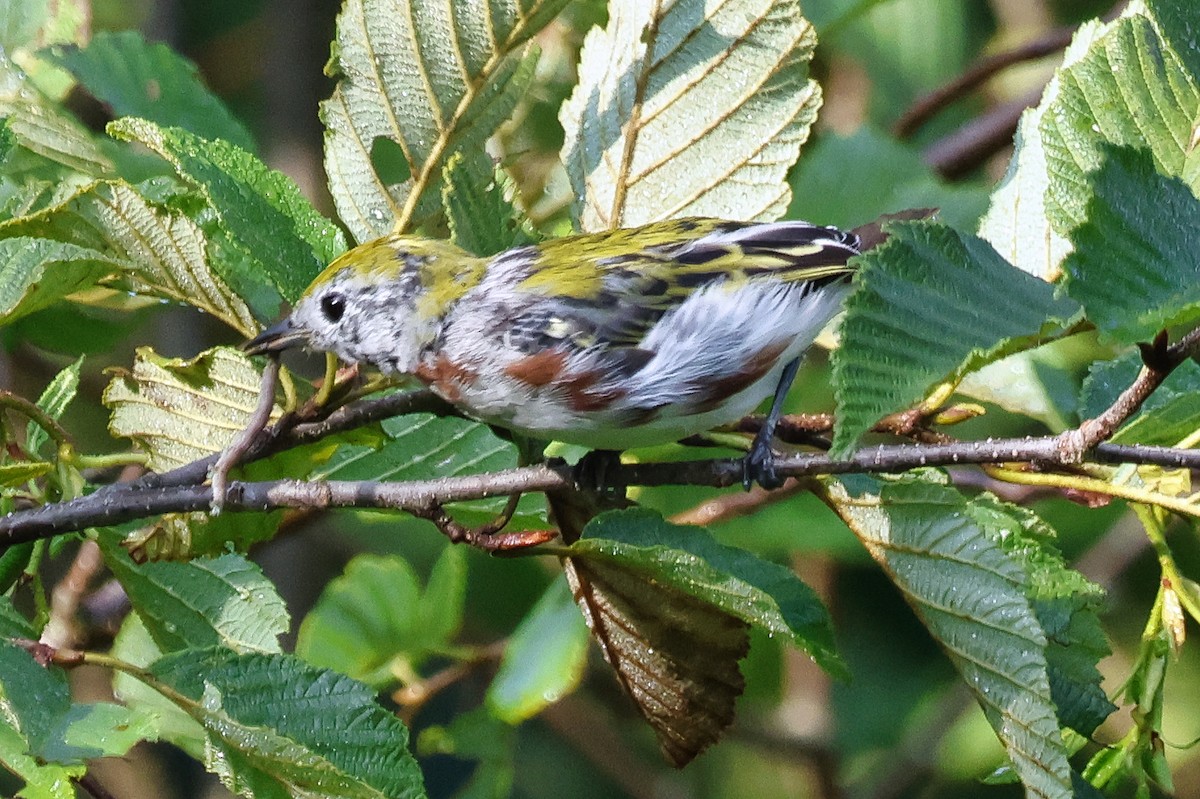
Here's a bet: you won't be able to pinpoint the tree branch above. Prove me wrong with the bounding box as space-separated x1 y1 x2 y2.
4 436 1200 546
5 322 1199 549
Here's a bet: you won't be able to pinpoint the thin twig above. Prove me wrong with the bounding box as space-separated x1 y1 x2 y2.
0 390 72 448
923 94 1036 179
1057 328 1200 461
41 540 103 650
391 640 507 720
894 26 1076 138
210 358 280 513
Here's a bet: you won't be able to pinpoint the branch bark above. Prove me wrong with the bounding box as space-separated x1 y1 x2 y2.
4 436 1200 546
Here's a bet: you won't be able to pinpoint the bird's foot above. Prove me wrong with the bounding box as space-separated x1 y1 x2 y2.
573 450 626 498
742 435 786 491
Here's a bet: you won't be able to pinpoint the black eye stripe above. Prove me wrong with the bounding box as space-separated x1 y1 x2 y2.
321 292 346 323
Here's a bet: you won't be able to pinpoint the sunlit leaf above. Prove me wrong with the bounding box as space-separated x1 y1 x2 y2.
486 577 589 723
561 0 820 231
149 647 427 799
321 0 565 241
1042 12 1200 232
0 236 121 324
103 545 288 655
827 477 1073 799
103 346 281 472
831 220 1080 455
0 52 111 175
4 181 259 334
109 118 345 304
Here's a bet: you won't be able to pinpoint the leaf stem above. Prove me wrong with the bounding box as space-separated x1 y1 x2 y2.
74 452 149 470
983 465 1200 520
0 391 71 448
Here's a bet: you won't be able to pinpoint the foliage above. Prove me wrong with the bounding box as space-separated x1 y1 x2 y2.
0 1 1198 798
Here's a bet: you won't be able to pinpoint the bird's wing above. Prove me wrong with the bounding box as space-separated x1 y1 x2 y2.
504 218 861 360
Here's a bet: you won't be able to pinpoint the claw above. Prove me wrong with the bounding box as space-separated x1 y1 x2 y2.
573 450 625 497
743 435 785 491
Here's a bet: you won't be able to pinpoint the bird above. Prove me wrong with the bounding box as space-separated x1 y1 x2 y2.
244 216 871 489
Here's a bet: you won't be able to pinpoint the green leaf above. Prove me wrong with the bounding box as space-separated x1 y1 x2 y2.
109 119 345 303
315 413 545 527
416 545 467 647
321 0 564 241
0 542 35 594
416 709 514 799
561 0 820 230
1081 351 1200 446
24 355 81 455
570 508 842 675
102 546 288 655
38 702 157 763
442 151 534 256
787 127 991 231
0 596 35 639
964 495 1114 737
1042 12 1200 233
0 639 70 754
827 478 1073 799
1144 0 1200 83
831 220 1080 455
0 236 122 325
978 14 1125 280
486 577 589 724
103 346 280 472
955 340 1084 432
149 647 427 799
9 180 258 333
110 612 207 757
0 51 111 178
0 462 52 488
1063 145 1200 344
0 0 85 98
0 722 81 799
46 30 255 152
296 550 465 687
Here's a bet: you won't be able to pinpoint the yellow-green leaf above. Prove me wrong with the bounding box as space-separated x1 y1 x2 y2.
560 0 821 231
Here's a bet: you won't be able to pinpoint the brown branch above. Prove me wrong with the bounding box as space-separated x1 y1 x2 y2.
210 357 280 512
922 94 1035 179
42 540 103 650
4 323 1199 549
894 27 1076 138
896 2 1126 140
1056 328 1200 461
5 437 1200 546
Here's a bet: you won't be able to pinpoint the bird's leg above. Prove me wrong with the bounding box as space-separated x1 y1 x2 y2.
743 357 800 490
573 449 625 498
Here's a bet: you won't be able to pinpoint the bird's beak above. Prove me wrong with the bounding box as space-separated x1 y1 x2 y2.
243 318 308 355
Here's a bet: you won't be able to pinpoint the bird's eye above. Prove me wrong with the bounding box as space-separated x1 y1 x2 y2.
320 292 346 323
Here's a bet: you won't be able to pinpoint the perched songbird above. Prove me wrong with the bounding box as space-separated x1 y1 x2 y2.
244 218 865 488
